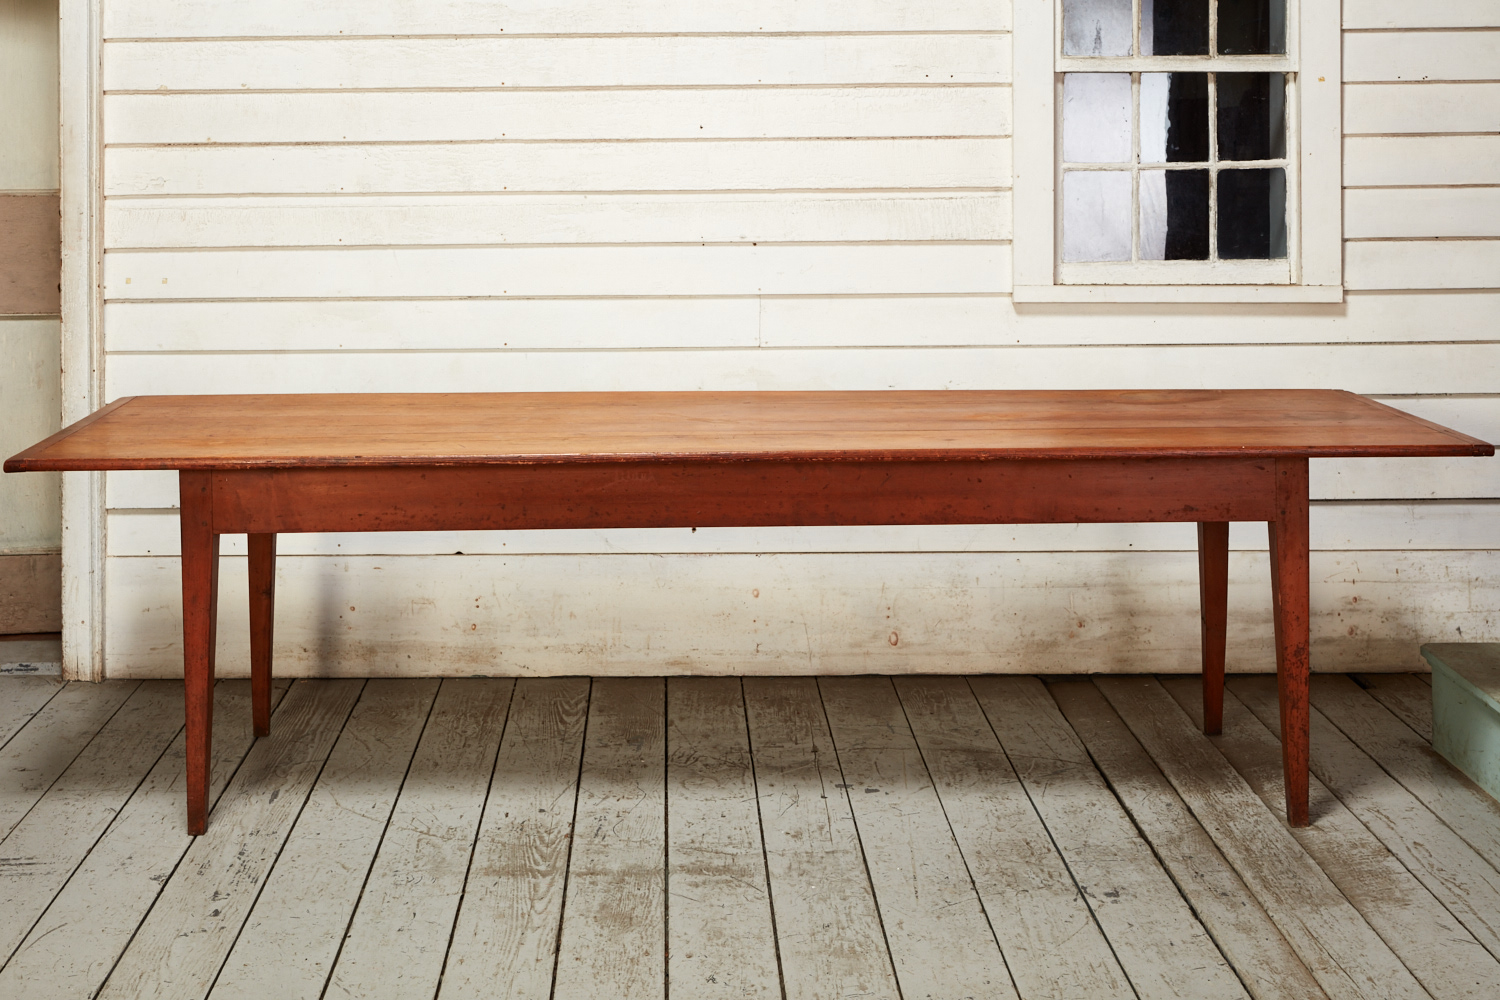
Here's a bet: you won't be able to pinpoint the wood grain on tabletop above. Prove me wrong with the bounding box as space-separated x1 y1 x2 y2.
5 390 1492 471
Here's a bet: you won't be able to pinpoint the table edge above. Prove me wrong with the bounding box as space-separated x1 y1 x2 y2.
4 442 1493 473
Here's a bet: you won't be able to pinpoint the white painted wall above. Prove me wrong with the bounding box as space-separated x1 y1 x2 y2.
86 0 1499 678
0 0 60 558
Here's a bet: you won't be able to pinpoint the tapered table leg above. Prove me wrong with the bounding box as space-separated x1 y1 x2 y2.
248 533 277 738
1197 521 1229 735
180 471 220 836
1269 458 1311 827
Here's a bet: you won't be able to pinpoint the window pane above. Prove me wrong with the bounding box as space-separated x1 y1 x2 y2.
1062 73 1132 164
1141 73 1209 163
1217 73 1286 162
1141 169 1210 259
1218 0 1286 53
1218 168 1287 258
1064 0 1133 56
1063 170 1133 262
1141 0 1209 56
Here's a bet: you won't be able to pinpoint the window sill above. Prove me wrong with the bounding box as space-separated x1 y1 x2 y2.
1012 284 1344 304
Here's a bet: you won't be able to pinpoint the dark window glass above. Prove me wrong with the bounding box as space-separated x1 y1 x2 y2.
1144 0 1209 55
1165 73 1209 162
1217 73 1285 161
1218 167 1287 258
1163 170 1211 259
1218 0 1286 54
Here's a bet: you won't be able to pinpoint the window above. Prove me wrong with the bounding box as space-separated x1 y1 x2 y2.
1013 0 1342 302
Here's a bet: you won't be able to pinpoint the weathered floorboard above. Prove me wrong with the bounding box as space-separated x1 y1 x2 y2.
895 675 1133 1000
744 676 900 1000
97 680 365 1000
665 677 781 1000
0 681 138 841
1047 679 1327 1000
968 675 1249 1000
819 675 1018 1000
552 676 666 1000
1310 675 1500 870
0 682 187 965
0 680 289 1000
1229 675 1500 975
0 677 64 753
1351 674 1434 742
1101 676 1431 1000
210 678 442 1000
438 677 590 1000
323 678 514 1000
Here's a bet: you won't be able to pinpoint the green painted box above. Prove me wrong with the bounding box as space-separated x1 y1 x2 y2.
1421 643 1500 803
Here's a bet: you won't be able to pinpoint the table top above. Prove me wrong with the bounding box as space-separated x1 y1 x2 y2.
5 390 1492 471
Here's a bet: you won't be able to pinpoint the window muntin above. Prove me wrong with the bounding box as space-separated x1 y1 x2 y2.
1055 0 1297 284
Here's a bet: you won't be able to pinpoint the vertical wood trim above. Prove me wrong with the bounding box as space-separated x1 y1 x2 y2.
58 0 105 681
1012 0 1055 289
1299 0 1342 288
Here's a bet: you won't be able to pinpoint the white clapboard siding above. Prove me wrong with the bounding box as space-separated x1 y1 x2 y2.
1346 135 1500 186
1344 82 1500 134
1345 0 1500 29
99 293 1500 354
102 35 1010 91
99 549 1500 679
1344 30 1500 81
100 344 1500 398
103 89 1010 145
103 0 1008 39
99 503 1500 559
101 246 1009 300
1345 189 1500 238
1345 240 1500 290
102 139 1012 197
103 193 1011 249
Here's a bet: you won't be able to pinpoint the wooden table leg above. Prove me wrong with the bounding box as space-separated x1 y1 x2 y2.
1269 458 1311 827
248 533 277 738
180 471 220 836
1196 521 1229 735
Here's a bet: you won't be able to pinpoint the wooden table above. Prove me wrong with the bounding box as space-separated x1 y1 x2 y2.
7 390 1492 834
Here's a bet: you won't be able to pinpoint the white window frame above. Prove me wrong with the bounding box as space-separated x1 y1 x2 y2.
1013 0 1342 303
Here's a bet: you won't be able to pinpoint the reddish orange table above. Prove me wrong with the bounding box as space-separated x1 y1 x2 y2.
8 390 1491 833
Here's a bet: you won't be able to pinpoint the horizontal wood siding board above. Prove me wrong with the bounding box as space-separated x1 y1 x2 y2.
1345 188 1500 239
0 194 60 315
1345 240 1500 290
1343 30 1500 82
1344 82 1500 134
101 501 1500 557
100 345 1500 396
98 293 1500 353
102 193 1012 249
102 35 1011 90
100 549 1500 678
100 246 1012 299
1345 135 1500 186
1345 0 1500 29
102 89 1011 145
103 0 1010 38
102 139 1013 196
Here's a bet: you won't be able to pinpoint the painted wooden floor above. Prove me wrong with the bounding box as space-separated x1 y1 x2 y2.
2 672 1498 1000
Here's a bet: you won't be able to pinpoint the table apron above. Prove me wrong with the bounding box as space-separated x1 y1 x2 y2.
206 458 1278 534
